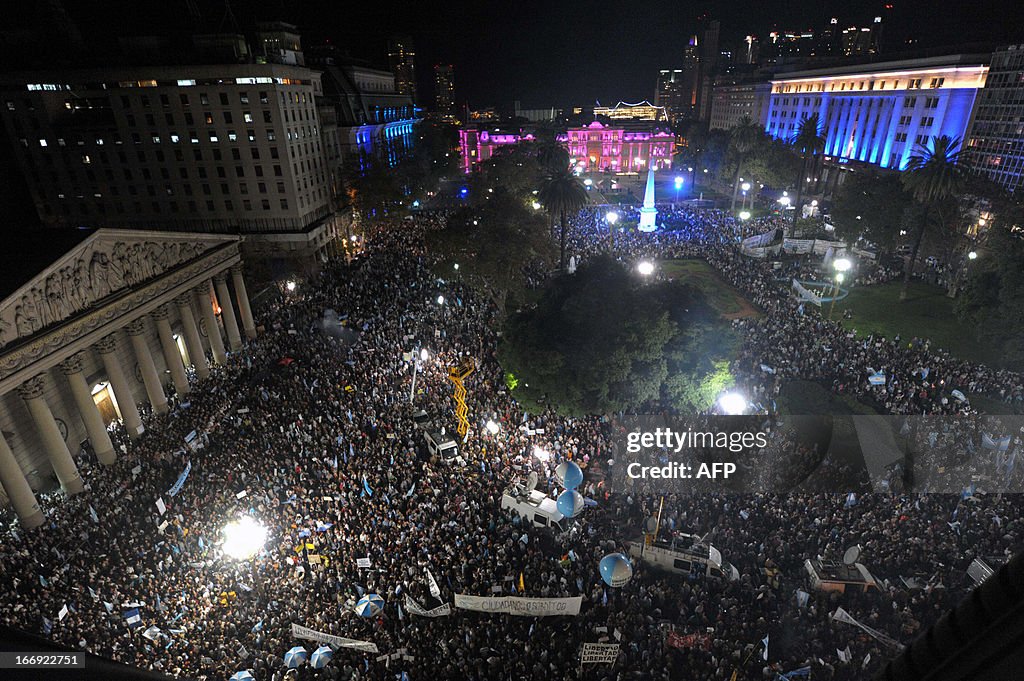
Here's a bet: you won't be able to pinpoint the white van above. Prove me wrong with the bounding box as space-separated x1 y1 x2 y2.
628 535 740 581
424 429 460 463
500 485 566 532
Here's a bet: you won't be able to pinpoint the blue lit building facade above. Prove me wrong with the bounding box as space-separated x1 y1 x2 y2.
765 55 989 170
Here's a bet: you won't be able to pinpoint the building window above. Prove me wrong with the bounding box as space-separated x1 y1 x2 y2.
243 112 253 123
240 92 249 104
219 93 229 105
200 93 209 105
205 112 214 125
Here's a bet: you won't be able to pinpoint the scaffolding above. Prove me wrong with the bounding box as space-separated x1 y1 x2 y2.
447 358 475 437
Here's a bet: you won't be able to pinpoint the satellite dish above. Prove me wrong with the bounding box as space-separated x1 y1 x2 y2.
643 516 658 534
843 545 861 565
526 472 538 493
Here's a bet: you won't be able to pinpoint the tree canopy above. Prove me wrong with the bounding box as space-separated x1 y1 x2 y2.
830 169 915 253
497 257 735 416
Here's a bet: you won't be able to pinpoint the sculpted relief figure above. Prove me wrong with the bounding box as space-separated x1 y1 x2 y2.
89 251 112 299
45 274 65 322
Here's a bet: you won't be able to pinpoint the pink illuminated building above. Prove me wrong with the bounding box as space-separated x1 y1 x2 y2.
459 121 675 173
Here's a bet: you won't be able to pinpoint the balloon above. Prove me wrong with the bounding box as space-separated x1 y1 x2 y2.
556 490 584 518
599 553 633 587
555 461 583 490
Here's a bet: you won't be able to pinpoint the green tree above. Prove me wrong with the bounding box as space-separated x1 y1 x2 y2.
728 116 761 212
956 215 1024 369
830 169 913 254
537 166 588 271
427 191 554 313
899 135 967 301
790 114 826 230
498 257 734 415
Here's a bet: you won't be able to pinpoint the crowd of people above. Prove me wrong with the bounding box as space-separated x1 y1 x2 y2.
0 205 1020 681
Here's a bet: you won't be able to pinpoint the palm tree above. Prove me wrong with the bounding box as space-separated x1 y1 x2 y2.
538 167 588 271
535 134 570 173
729 116 760 212
899 135 967 301
790 114 825 232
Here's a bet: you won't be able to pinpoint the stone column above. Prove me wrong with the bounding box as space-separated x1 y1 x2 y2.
231 265 257 339
196 282 227 365
175 294 209 380
152 305 190 397
126 318 168 415
0 429 44 529
213 273 242 351
17 375 84 495
95 335 144 439
59 353 116 465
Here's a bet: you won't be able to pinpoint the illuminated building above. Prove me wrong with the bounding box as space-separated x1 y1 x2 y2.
0 64 342 267
387 36 417 104
255 22 304 66
710 81 772 130
764 54 989 171
593 101 668 121
459 121 674 173
966 45 1024 194
434 64 455 118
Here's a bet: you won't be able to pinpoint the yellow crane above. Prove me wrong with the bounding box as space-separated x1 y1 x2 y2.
447 358 475 437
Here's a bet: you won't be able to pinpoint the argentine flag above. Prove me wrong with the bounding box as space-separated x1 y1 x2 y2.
123 608 142 629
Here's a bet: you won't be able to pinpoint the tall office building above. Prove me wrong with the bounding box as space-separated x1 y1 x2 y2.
434 64 455 118
387 36 417 104
0 64 340 268
966 44 1024 194
696 19 721 122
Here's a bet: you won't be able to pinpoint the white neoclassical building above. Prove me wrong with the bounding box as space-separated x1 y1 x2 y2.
0 229 257 528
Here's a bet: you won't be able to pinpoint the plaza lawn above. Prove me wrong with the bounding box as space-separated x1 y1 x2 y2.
832 281 1006 369
659 259 759 319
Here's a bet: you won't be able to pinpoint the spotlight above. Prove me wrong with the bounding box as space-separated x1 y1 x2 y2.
222 516 267 561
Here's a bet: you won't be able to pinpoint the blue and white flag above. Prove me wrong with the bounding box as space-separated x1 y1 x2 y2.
167 461 192 497
39 575 49 588
845 492 858 508
761 634 770 660
951 389 967 402
760 364 776 374
779 666 811 679
89 505 99 524
982 433 997 450
405 482 416 498
362 477 374 497
103 602 114 614
298 529 311 538
316 522 333 532
915 367 930 380
252 619 264 633
998 436 1012 452
867 372 886 386
41 617 53 635
123 608 142 628
88 586 98 601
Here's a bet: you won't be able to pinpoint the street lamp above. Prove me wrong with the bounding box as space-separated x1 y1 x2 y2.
437 295 445 305
739 210 751 221
532 201 542 210
968 251 978 260
285 280 296 292
828 258 852 320
606 211 619 225
637 261 655 276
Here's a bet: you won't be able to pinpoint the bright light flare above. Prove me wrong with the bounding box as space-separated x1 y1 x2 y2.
718 391 747 415
833 258 852 273
436 295 445 305
739 210 751 220
485 420 500 435
637 261 655 276
285 281 296 292
532 445 551 462
968 251 978 260
222 516 267 561
606 211 619 224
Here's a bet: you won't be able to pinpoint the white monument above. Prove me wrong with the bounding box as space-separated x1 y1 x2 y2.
638 165 658 232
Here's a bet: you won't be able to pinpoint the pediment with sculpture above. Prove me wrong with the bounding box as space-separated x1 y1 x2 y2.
0 229 240 351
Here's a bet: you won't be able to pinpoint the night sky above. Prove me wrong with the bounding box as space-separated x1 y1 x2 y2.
23 0 1024 108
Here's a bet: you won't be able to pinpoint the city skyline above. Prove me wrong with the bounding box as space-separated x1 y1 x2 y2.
13 0 1024 110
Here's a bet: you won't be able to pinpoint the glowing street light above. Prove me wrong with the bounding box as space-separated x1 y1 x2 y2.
454 263 460 271
741 182 751 192
222 516 268 561
833 258 852 274
606 211 619 225
583 178 593 186
532 201 542 210
436 295 445 305
485 419 500 435
718 391 747 415
420 348 429 361
739 210 751 220
285 280 296 292
828 258 852 319
674 176 684 189
968 251 978 260
778 196 791 207
637 261 655 276
410 348 430 403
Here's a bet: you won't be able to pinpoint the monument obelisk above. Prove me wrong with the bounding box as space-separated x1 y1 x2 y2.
638 164 658 232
